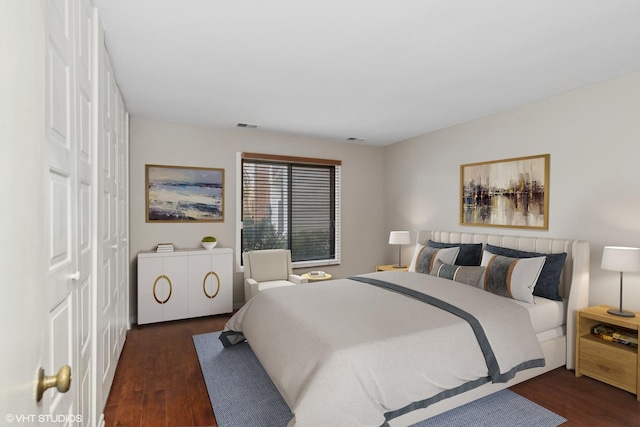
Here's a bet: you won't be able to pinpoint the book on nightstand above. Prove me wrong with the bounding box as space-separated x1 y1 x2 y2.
593 323 638 348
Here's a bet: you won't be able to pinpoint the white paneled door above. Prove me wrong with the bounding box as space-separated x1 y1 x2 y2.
0 1 128 425
74 0 97 423
95 19 129 414
43 0 86 423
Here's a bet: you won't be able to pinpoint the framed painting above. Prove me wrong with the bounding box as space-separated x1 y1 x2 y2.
146 164 224 222
460 154 549 229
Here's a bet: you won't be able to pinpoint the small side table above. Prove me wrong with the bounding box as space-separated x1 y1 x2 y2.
576 305 640 400
376 264 409 272
301 273 332 282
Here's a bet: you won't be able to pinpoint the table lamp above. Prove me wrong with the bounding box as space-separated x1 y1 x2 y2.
601 246 640 317
389 231 411 268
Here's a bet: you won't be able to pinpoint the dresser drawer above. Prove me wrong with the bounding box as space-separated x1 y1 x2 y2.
579 336 637 393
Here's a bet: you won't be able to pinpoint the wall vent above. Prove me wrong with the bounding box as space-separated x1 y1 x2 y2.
237 123 258 129
346 137 366 143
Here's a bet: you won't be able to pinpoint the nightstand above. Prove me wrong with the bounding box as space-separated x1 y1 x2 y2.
376 264 409 272
575 305 640 400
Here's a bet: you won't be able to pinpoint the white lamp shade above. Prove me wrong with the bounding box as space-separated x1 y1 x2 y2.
601 246 640 272
389 231 411 245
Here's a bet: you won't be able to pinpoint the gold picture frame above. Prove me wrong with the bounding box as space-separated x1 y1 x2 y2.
460 154 549 229
146 164 224 222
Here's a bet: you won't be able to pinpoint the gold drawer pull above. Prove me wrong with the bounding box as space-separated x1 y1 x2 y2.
153 274 172 304
203 271 220 299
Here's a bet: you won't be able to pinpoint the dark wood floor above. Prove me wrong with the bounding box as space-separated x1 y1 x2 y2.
104 314 640 427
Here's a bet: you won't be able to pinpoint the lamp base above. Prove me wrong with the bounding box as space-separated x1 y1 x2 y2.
392 264 407 269
607 308 635 318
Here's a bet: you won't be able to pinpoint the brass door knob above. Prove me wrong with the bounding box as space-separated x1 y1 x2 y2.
36 365 71 402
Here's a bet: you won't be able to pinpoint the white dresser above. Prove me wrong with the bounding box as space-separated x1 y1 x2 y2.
137 248 233 324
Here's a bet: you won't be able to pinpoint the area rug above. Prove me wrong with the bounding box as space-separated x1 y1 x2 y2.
193 331 566 427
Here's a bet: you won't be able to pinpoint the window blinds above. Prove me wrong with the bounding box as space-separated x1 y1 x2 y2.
241 153 341 265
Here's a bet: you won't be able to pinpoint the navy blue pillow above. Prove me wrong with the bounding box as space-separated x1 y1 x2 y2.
427 240 483 266
485 244 567 301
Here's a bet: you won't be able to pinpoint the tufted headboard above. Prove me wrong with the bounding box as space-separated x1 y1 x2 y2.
416 230 590 369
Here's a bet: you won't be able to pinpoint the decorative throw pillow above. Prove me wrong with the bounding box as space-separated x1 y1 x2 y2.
430 259 486 288
485 244 567 301
409 244 459 273
408 243 427 272
481 251 546 304
427 240 483 266
415 246 460 274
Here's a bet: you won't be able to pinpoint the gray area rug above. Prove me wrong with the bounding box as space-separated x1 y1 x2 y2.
193 331 566 427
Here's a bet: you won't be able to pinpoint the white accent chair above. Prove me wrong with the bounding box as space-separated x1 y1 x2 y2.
242 249 308 302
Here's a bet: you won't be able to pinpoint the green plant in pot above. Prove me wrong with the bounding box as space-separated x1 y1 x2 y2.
201 236 217 249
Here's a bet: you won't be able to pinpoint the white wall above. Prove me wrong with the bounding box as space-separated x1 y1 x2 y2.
129 118 385 315
384 71 640 311
130 70 640 316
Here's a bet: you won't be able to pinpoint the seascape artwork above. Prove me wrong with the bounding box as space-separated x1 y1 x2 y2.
146 165 224 222
461 154 549 229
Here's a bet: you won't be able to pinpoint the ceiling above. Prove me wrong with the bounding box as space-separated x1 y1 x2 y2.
93 0 640 146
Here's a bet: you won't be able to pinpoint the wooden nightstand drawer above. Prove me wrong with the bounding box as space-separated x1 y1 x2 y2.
579 335 637 393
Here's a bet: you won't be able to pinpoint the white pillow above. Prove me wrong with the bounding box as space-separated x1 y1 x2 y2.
408 244 460 273
480 250 546 304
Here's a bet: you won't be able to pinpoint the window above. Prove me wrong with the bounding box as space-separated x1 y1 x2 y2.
240 152 341 267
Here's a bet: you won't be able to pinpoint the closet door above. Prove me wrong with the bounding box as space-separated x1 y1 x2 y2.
0 1 50 420
41 0 96 422
96 38 115 413
74 0 96 422
95 17 129 414
5 1 127 423
115 98 129 360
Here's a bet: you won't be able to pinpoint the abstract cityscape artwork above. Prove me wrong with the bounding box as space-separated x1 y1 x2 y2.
460 154 549 229
146 164 224 222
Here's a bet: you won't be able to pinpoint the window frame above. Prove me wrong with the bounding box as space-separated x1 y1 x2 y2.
235 152 341 271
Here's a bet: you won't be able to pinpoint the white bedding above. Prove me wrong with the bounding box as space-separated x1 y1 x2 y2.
511 296 566 334
221 271 545 426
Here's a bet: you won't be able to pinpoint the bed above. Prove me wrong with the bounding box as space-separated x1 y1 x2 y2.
221 230 590 426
